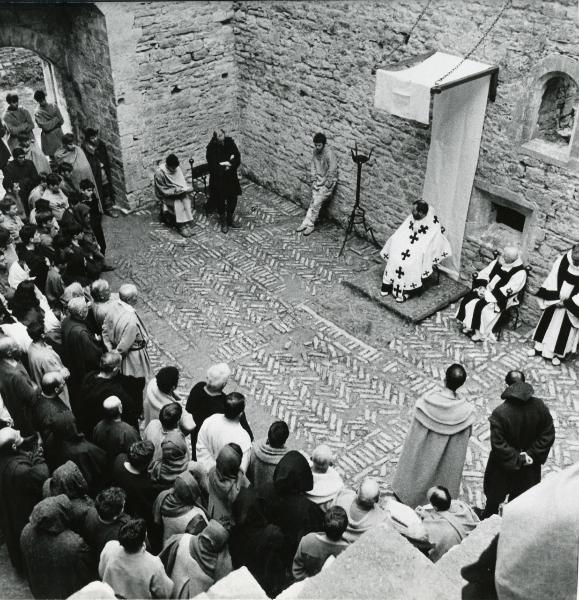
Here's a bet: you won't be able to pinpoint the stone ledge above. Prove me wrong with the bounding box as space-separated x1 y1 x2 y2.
297 525 461 600
436 515 502 591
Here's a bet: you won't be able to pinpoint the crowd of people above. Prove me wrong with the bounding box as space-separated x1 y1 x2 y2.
0 91 573 600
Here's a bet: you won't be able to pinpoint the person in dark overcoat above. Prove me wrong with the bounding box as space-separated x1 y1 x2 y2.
482 371 555 518
206 129 242 233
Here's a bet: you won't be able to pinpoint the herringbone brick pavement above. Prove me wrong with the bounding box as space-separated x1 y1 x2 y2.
105 180 579 508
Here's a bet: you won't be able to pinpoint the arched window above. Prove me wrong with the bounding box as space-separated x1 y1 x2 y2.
518 55 579 169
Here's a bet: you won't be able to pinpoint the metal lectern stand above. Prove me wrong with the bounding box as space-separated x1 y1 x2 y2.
339 143 378 257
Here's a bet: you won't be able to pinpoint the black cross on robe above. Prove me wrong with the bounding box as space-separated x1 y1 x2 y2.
396 266 404 279
409 232 419 244
418 224 429 235
401 250 410 260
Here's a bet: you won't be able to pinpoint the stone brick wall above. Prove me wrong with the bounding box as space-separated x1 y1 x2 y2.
99 1 238 208
0 4 126 204
0 46 43 92
234 0 579 321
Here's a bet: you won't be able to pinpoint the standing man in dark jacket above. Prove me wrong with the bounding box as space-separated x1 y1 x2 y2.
482 371 555 518
206 128 242 233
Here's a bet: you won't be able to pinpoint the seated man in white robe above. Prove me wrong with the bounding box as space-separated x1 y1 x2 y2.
154 154 194 238
528 244 579 366
380 200 451 303
415 485 479 562
456 246 527 342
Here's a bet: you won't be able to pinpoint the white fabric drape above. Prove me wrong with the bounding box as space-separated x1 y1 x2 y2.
422 76 491 278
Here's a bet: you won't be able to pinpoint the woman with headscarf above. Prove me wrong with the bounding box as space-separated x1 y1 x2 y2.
256 450 324 571
42 460 94 529
229 487 288 597
160 519 232 598
149 425 190 486
44 412 107 494
20 495 97 599
207 443 249 524
153 471 208 546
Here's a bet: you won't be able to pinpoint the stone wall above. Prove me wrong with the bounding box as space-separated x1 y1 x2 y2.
98 1 238 208
0 46 43 92
234 0 579 320
0 4 126 204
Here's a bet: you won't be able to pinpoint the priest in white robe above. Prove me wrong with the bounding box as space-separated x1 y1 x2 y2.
380 200 451 302
456 246 527 342
529 244 579 366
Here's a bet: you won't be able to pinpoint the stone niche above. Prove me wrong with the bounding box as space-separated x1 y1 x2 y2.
518 55 579 170
464 181 537 259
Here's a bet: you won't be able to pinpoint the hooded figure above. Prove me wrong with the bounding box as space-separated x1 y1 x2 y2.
229 488 288 597
20 495 96 599
153 471 208 546
392 365 475 508
44 412 107 494
161 520 232 599
149 428 190 485
43 460 95 528
207 443 250 523
256 451 324 571
482 381 555 517
0 434 49 572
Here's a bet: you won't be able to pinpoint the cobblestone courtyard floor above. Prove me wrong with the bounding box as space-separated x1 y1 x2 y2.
3 180 579 598
108 180 579 507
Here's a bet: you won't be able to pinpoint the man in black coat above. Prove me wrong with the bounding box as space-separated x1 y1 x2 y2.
0 427 49 573
482 370 555 517
2 147 39 217
206 128 242 233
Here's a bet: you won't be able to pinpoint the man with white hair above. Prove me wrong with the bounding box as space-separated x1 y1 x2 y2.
93 396 140 461
306 444 344 511
332 477 388 543
186 362 253 459
0 426 49 572
456 246 527 342
61 297 103 415
0 336 38 437
103 284 151 412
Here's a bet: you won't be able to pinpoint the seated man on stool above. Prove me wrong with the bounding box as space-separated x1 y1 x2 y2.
456 246 527 342
154 154 194 238
380 200 451 303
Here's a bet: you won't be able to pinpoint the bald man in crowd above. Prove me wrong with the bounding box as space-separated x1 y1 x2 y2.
456 246 527 342
103 284 151 412
92 396 141 462
306 444 345 511
332 477 388 543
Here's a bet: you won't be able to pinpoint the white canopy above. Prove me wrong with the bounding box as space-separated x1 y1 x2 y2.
374 51 495 124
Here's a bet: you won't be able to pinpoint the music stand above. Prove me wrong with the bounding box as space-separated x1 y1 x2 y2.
339 143 379 256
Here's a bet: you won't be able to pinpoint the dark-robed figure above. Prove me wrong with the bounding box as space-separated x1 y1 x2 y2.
0 428 49 573
230 487 287 597
206 129 242 233
256 451 324 580
20 495 96 599
482 374 555 518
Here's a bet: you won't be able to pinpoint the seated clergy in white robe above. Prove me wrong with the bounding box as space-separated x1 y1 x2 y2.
380 200 451 302
529 244 579 366
456 246 527 342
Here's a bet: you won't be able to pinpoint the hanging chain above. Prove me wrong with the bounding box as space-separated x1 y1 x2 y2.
435 0 511 85
379 0 433 64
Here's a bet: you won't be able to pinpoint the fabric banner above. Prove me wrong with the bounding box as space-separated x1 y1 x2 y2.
422 75 491 279
374 52 493 125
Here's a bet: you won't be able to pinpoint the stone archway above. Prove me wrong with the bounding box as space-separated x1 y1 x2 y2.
0 3 127 205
